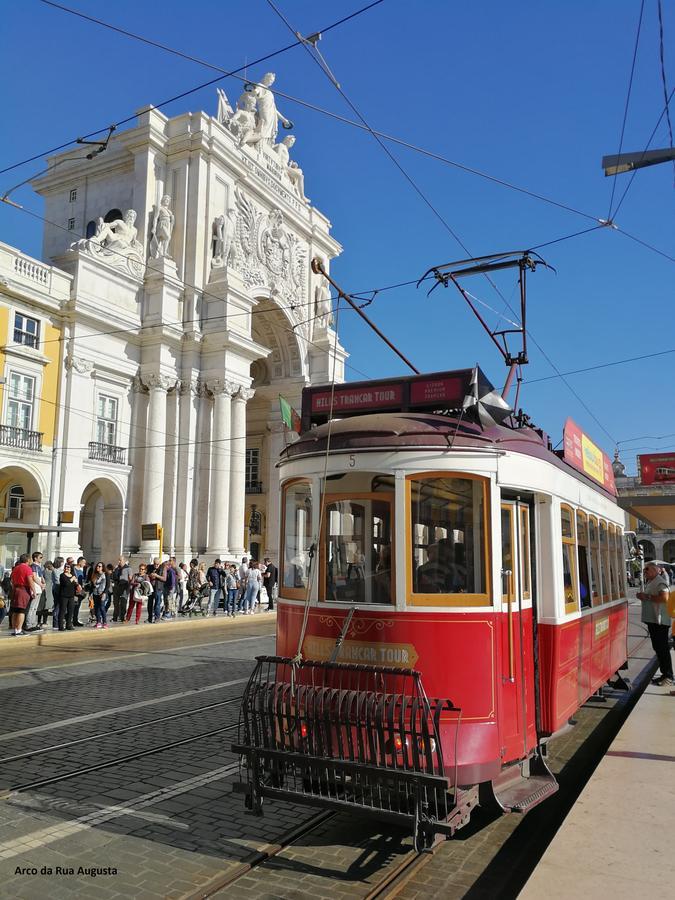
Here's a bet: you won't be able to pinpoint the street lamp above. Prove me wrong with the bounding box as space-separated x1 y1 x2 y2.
602 146 675 176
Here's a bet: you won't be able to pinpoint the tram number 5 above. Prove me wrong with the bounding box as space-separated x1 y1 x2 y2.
348 454 356 468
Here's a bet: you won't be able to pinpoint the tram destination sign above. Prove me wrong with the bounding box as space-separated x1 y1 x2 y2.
562 418 617 495
303 367 493 427
638 453 675 485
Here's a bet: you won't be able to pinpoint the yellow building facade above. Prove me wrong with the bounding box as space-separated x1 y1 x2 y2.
0 241 71 565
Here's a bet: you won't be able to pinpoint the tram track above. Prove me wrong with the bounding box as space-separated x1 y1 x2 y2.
1 719 241 797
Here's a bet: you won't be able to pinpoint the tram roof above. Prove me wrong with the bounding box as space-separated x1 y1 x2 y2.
280 411 617 502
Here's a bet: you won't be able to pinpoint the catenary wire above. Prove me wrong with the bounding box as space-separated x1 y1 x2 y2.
0 0 385 178
11 4 661 442
611 83 675 219
607 0 646 220
656 0 675 185
7 0 602 227
525 346 675 383
4 200 432 353
266 2 619 445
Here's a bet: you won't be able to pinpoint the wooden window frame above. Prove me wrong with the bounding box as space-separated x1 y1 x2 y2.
599 520 610 603
319 491 395 605
589 515 602 607
519 504 532 601
560 503 579 615
608 524 620 601
279 478 313 601
406 472 491 608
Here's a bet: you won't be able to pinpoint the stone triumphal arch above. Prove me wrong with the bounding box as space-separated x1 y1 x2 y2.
32 72 347 561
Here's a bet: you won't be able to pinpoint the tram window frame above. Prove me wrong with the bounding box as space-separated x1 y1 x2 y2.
280 479 314 601
501 504 515 603
560 504 579 615
319 491 395 606
406 472 490 608
608 525 620 601
519 505 532 601
576 511 592 610
615 527 626 597
588 515 602 606
599 521 610 604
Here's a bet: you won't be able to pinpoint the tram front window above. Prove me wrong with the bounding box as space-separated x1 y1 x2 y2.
281 480 313 599
324 498 393 605
410 476 487 599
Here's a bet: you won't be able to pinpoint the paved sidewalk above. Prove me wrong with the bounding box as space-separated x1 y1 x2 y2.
520 671 675 898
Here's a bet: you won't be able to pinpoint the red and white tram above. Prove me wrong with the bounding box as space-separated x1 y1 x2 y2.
234 366 628 849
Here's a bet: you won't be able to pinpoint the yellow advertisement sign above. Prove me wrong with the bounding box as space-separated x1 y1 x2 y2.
594 617 609 638
303 636 419 668
581 434 604 485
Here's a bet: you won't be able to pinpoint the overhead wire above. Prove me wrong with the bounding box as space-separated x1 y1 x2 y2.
607 0 645 220
0 0 385 178
656 0 675 185
525 346 675 384
265 0 622 445
1 0 602 228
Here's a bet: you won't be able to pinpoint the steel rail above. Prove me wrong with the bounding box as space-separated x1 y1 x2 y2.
1 721 240 798
1 694 244 765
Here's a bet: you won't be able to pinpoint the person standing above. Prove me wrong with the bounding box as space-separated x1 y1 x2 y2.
126 564 152 625
225 565 238 617
163 558 178 619
89 562 108 629
206 559 223 616
71 557 87 626
243 561 262 615
263 557 278 612
112 556 131 622
637 562 673 686
58 563 79 631
237 555 249 613
177 562 188 613
51 557 64 630
10 554 40 636
40 561 55 627
148 561 166 623
26 551 46 633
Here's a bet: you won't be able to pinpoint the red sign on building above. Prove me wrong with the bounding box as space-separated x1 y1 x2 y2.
639 453 675 485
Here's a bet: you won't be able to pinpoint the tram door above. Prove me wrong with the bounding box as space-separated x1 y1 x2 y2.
500 502 536 762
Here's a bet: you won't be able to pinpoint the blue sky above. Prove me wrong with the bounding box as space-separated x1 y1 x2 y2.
2 0 674 473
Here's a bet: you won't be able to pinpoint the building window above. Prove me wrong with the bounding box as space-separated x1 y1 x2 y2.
86 220 97 239
69 189 77 202
7 485 24 520
13 313 40 349
68 218 76 231
6 372 35 431
245 448 260 489
96 395 118 445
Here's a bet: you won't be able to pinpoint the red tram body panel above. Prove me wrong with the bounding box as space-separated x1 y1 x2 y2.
233 368 629 847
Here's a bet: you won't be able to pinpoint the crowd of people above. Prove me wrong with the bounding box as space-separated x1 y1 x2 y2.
0 552 278 637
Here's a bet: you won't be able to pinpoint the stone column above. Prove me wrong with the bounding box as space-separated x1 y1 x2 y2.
125 375 149 552
228 387 254 557
206 379 235 557
140 373 175 556
173 377 200 560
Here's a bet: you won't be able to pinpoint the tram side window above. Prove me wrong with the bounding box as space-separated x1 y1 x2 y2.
576 511 592 610
409 475 487 600
560 505 579 614
324 498 393 605
599 521 611 603
281 481 313 599
588 517 602 605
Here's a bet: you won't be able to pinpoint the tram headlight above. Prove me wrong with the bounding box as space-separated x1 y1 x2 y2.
418 737 436 754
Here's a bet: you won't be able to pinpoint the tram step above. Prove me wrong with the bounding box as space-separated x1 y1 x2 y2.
493 772 559 814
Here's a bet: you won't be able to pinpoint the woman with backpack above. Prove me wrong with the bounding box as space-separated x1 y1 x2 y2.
125 564 152 625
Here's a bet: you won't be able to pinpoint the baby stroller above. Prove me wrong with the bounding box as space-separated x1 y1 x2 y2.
182 581 208 616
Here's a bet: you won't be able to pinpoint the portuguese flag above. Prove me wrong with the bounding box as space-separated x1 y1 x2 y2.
279 395 301 433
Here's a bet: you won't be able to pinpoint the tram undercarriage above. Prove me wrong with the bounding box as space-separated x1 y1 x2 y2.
232 656 554 850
